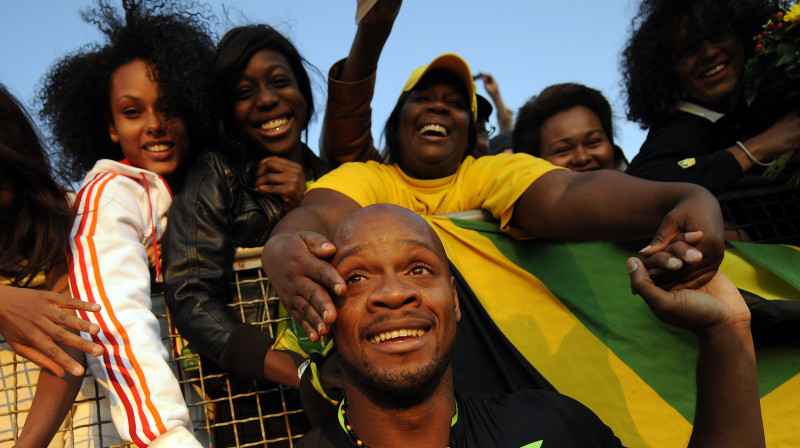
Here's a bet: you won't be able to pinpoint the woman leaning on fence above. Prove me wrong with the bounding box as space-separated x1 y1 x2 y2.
38 0 215 445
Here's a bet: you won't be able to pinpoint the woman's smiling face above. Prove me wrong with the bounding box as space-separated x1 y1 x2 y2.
233 49 307 158
672 26 745 110
107 59 189 178
396 73 470 179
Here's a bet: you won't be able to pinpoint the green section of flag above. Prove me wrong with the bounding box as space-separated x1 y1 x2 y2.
450 218 800 421
728 240 800 292
520 441 543 448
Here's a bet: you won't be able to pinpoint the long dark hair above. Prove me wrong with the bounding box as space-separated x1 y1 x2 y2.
622 0 774 128
212 24 316 163
0 84 72 286
39 0 216 184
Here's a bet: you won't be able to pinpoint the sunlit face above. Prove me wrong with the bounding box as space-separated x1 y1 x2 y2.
233 49 307 158
331 204 460 406
108 59 189 179
672 30 744 110
397 79 470 179
539 106 614 172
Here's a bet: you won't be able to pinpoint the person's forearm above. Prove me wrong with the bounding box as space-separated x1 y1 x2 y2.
517 169 719 240
488 92 513 131
339 19 395 83
263 348 302 388
16 344 83 447
689 324 764 448
269 190 356 239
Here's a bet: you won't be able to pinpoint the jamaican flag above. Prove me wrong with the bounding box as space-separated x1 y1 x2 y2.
426 215 800 448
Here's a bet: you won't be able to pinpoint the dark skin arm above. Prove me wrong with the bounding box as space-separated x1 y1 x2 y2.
627 258 763 448
264 170 725 341
321 0 401 164
514 169 724 290
338 0 401 83
14 271 90 447
725 108 800 171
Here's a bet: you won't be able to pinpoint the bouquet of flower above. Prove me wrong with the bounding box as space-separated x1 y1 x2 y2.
742 1 800 187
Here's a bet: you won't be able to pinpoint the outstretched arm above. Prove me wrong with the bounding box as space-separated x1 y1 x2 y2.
0 269 102 378
320 0 402 164
512 168 725 290
262 189 361 341
627 258 763 448
14 270 90 447
339 0 401 83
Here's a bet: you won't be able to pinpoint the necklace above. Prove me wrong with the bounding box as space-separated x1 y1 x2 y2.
340 401 369 447
340 401 456 448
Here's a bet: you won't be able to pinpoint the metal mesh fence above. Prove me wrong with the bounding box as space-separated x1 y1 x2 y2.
718 183 800 245
0 247 311 447
3 186 797 446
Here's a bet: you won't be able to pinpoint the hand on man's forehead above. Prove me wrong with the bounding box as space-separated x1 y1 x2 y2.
330 204 447 264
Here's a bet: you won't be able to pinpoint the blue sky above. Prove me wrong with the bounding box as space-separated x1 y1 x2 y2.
0 0 648 162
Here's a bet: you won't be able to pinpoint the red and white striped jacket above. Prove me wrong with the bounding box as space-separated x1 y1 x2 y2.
69 159 200 447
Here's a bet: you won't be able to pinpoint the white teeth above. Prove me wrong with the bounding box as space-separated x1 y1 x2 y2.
261 117 289 131
370 329 426 343
146 144 170 152
701 63 726 78
419 124 448 137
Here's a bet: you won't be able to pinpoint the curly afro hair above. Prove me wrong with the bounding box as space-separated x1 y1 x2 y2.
621 0 775 128
513 83 615 157
39 0 216 184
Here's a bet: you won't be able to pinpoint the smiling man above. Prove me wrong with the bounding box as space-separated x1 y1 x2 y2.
295 204 763 448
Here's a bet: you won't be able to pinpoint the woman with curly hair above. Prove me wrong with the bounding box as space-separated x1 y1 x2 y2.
622 0 800 196
39 0 214 445
513 82 628 172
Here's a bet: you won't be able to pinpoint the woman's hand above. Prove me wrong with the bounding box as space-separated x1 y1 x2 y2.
736 108 800 168
359 0 401 25
0 284 103 377
262 231 343 341
255 156 307 212
637 187 725 291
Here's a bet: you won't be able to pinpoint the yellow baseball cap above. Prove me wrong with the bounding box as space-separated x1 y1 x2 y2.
400 53 477 120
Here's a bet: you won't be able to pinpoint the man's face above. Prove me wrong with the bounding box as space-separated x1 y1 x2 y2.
330 204 460 407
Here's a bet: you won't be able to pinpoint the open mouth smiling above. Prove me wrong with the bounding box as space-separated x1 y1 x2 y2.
699 62 728 78
419 123 449 137
259 116 289 131
144 141 173 152
369 328 427 344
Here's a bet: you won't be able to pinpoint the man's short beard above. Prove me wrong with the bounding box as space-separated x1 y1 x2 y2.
341 339 455 409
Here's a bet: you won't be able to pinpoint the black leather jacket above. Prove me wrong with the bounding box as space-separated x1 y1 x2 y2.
163 146 331 380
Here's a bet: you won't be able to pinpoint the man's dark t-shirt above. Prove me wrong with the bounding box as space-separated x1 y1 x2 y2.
296 389 623 447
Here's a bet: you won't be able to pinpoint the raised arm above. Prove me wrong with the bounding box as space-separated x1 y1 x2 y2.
262 189 362 341
512 169 725 289
320 0 402 164
479 73 514 132
627 258 763 448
